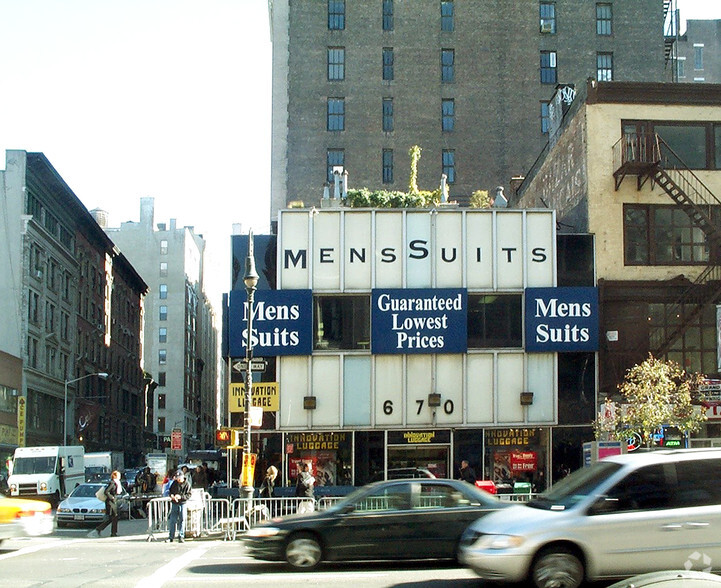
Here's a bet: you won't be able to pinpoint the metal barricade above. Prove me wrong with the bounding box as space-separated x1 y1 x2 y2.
146 496 171 541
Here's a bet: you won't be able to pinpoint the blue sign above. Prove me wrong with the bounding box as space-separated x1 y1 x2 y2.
371 289 467 354
524 287 599 352
228 290 313 357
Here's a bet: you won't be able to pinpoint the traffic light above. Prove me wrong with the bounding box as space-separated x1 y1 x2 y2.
216 428 231 447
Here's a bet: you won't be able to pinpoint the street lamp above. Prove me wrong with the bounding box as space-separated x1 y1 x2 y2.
242 230 259 501
64 372 109 446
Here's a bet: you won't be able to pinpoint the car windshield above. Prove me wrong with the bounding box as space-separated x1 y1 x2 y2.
13 456 56 475
71 485 102 498
527 462 623 510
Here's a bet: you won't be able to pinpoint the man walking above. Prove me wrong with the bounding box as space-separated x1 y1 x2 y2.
166 470 192 543
458 460 477 484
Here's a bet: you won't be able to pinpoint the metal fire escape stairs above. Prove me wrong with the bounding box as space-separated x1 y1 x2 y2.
613 132 721 357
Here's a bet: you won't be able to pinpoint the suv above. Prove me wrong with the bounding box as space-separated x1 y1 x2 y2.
459 448 721 588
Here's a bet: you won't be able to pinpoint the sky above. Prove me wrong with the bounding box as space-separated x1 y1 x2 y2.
0 0 271 308
0 0 718 309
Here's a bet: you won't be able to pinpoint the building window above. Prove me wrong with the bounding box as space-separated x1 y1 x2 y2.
541 101 550 134
596 3 612 35
467 294 523 348
27 336 38 369
442 99 455 132
45 302 56 333
159 349 167 364
382 98 394 132
158 372 166 387
327 149 345 183
441 49 455 82
540 51 557 83
159 327 167 343
677 57 686 79
160 262 168 276
597 52 613 81
383 0 393 31
442 149 455 183
158 393 166 409
327 98 345 131
382 149 394 184
157 416 165 433
159 305 168 321
159 284 168 299
61 311 69 340
694 44 704 70
624 204 712 266
383 47 394 81
328 47 345 80
314 296 370 350
28 290 39 323
160 239 168 255
328 0 345 30
540 2 556 34
441 1 454 32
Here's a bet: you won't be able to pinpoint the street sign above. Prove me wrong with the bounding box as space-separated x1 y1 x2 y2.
171 428 182 451
232 358 267 373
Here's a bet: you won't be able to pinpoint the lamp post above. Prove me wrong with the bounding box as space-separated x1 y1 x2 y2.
64 372 109 446
242 230 259 501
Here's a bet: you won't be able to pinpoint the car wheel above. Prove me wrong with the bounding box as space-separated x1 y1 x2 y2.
531 546 584 588
285 533 322 570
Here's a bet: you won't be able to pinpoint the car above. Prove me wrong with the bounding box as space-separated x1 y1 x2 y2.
55 483 130 527
123 468 142 493
607 571 721 588
458 448 721 588
0 494 53 544
369 467 436 482
244 477 506 570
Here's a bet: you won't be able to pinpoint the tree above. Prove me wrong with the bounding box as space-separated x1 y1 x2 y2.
594 354 707 448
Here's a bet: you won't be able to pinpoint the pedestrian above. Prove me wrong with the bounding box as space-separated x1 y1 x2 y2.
295 463 315 513
259 465 278 498
192 464 208 490
458 460 477 484
166 470 192 543
88 470 123 538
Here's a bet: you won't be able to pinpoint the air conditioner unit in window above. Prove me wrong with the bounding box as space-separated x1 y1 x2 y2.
540 21 554 33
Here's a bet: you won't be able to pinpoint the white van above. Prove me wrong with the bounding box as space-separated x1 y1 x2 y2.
459 448 721 588
8 446 85 505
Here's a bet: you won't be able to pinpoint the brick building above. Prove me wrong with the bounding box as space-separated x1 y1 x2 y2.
270 0 672 225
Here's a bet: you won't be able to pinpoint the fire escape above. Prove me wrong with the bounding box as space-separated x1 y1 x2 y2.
612 132 721 357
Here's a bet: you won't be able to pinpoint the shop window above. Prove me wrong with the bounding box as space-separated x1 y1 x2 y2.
314 295 370 350
467 294 522 348
623 204 712 266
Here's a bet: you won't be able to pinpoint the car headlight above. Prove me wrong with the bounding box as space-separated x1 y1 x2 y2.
10 484 17 492
57 507 70 513
90 508 105 514
40 482 47 492
478 534 525 550
246 526 281 538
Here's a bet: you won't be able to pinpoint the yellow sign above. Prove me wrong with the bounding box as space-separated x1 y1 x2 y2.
229 382 279 413
17 396 26 447
240 452 257 487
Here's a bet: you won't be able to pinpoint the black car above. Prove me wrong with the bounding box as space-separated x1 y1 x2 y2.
244 478 505 570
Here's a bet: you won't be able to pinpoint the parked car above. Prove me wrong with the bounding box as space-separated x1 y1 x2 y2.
459 448 721 588
0 494 54 544
244 477 505 569
56 483 130 527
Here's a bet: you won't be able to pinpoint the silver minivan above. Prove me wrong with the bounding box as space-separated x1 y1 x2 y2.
459 448 721 588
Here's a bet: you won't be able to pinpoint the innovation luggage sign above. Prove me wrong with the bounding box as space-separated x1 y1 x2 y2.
525 287 599 352
371 288 467 354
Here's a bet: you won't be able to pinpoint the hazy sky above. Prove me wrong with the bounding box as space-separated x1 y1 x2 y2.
0 0 718 307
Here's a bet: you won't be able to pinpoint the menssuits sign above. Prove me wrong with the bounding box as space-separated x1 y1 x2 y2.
372 289 467 354
228 289 313 357
525 287 599 352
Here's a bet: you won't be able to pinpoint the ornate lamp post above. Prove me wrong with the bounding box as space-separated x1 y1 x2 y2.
64 372 109 446
242 230 259 501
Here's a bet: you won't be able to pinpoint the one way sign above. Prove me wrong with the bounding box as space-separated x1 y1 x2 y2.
232 358 267 373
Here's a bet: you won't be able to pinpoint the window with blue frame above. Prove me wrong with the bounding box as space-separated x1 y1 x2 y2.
442 99 454 131
383 47 394 80
327 98 345 131
442 149 455 183
327 149 345 183
328 47 345 80
441 49 454 82
383 0 393 31
383 149 393 183
441 1 454 31
328 0 345 30
540 50 557 83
